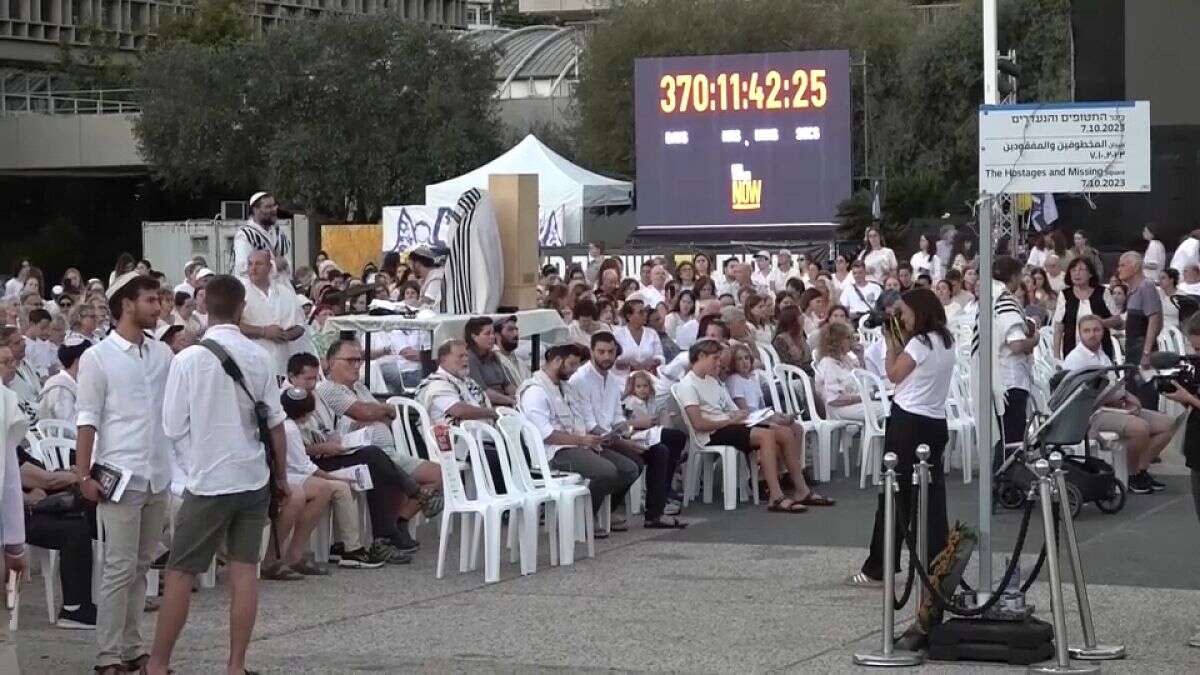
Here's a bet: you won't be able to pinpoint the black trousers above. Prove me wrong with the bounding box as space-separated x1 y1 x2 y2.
26 511 93 607
862 406 950 580
1001 388 1030 447
612 428 686 520
479 441 507 495
315 445 419 542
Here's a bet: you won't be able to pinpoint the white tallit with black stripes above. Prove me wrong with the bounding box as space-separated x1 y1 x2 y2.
969 281 1024 421
442 188 503 315
231 219 292 279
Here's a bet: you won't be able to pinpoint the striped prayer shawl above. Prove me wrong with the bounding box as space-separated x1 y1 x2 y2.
444 189 481 315
970 287 1024 422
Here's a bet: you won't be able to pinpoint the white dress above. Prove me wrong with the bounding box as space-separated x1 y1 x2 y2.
862 248 898 283
614 325 664 380
909 251 944 282
1144 240 1167 274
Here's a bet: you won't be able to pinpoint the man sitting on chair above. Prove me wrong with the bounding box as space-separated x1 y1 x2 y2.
1062 314 1174 495
415 340 505 492
518 343 639 527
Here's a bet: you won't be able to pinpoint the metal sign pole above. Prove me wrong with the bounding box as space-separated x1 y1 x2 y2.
977 0 999 603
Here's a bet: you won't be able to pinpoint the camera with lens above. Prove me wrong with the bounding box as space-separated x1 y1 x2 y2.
1148 351 1200 395
862 289 904 342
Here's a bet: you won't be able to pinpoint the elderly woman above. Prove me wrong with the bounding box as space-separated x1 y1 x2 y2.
814 321 879 422
1052 256 1120 360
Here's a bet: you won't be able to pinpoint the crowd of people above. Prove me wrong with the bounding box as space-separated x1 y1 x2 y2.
2 188 1200 670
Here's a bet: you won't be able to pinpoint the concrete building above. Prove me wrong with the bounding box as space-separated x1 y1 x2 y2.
464 24 580 129
0 0 469 65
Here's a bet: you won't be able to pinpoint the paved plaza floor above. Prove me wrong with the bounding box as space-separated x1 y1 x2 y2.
14 458 1200 673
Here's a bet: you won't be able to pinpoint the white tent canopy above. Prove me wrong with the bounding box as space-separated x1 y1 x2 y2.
425 134 632 244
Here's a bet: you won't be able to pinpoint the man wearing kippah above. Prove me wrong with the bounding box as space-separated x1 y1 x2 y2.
232 191 292 281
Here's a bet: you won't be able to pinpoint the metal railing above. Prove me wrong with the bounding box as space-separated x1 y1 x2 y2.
0 88 142 115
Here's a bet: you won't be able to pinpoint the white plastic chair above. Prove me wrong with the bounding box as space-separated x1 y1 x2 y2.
25 437 72 623
35 419 74 440
496 415 594 566
775 364 857 482
849 370 889 488
756 343 781 374
433 426 523 584
463 420 556 575
389 395 470 535
671 384 757 510
945 366 978 483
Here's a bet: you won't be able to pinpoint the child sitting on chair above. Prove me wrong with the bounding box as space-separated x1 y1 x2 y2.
276 387 388 575
623 370 670 447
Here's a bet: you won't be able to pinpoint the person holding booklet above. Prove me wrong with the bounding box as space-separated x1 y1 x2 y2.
278 386 386 571
675 339 833 514
74 272 173 675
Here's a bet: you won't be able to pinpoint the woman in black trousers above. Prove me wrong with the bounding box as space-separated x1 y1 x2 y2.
851 289 957 585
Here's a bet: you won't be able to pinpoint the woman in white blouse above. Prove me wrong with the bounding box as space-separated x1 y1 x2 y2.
614 301 664 378
858 226 898 283
1142 225 1167 275
814 321 878 422
909 233 944 282
831 253 852 300
1159 269 1181 329
664 290 695 340
934 280 963 329
1026 233 1050 270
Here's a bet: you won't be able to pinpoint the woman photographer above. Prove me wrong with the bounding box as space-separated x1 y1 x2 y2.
850 288 956 587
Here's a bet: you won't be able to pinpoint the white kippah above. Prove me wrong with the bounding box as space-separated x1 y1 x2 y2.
105 272 141 300
248 191 270 208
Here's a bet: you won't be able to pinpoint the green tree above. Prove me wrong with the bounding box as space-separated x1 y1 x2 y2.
153 0 252 48
132 14 501 220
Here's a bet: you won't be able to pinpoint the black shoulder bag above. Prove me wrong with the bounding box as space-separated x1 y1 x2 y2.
198 339 284 525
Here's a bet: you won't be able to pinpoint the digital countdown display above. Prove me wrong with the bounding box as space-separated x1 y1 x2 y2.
634 51 851 229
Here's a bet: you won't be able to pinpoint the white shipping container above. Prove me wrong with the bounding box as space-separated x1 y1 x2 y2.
141 220 296 287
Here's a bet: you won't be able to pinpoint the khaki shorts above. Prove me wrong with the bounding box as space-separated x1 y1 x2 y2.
167 486 270 574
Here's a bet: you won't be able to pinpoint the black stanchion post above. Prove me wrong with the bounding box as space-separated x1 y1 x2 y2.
1048 452 1126 661
853 452 923 667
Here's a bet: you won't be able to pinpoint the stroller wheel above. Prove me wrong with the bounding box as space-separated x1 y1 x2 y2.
1063 483 1083 519
1095 480 1127 514
998 484 1026 510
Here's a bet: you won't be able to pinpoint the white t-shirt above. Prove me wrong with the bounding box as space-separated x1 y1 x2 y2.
909 251 944 282
839 281 882 315
862 248 898 283
725 372 764 411
284 418 319 486
1062 342 1113 372
892 334 955 419
675 371 738 445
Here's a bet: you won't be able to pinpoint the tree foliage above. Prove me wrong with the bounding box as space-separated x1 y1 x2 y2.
132 14 501 220
153 0 251 48
577 0 1073 232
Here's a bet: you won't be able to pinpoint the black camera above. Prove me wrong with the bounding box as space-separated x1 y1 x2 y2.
1148 351 1200 395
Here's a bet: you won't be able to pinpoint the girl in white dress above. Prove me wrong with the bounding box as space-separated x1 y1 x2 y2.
858 226 898 283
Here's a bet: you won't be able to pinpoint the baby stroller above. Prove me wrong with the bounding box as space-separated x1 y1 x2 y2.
993 365 1128 518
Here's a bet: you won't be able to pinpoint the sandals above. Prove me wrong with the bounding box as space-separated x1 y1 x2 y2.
418 488 444 518
767 496 807 513
260 562 304 581
644 518 688 529
847 572 883 588
799 493 836 507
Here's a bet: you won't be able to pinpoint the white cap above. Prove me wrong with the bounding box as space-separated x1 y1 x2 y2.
755 250 770 259
778 249 792 257
51 284 64 297
248 191 270 208
194 268 215 280
105 272 141 300
153 323 184 341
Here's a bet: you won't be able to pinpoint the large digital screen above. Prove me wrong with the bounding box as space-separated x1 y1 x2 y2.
634 50 852 230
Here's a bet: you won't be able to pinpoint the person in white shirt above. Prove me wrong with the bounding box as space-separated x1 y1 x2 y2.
1044 254 1067 292
172 259 205 298
767 249 801 294
1026 233 1050 270
518 343 639 518
570 333 687 528
858 227 898 283
1179 264 1200 296
674 298 722 350
74 273 173 674
37 337 89 427
232 191 292 280
614 301 664 380
493 316 531 385
278 387 384 570
993 257 1039 444
21 307 57 375
1062 314 1173 494
639 264 669 310
148 274 289 675
0 359 27 673
1159 269 1182 329
409 246 446 311
814 322 877 422
1141 225 1166 275
750 250 773 288
238 250 306 378
1170 229 1200 276
676 339 831 514
910 233 945 282
853 289 955 587
369 327 425 393
839 260 882 319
